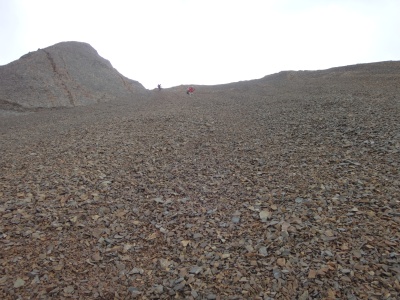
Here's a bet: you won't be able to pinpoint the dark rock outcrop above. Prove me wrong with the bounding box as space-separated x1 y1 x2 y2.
0 41 146 109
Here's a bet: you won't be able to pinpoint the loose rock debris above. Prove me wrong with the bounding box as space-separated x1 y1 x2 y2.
1 68 400 299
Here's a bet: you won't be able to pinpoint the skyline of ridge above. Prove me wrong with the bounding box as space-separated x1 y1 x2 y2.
1 0 399 89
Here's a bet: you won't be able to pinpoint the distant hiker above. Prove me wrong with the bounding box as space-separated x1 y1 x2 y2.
158 84 162 91
186 86 195 96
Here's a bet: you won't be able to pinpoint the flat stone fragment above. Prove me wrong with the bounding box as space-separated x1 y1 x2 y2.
259 246 268 256
232 216 240 223
189 266 203 274
152 284 164 294
13 278 25 288
63 285 74 294
259 210 272 220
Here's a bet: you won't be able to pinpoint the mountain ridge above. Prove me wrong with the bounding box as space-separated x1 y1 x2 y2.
0 41 146 111
0 41 399 114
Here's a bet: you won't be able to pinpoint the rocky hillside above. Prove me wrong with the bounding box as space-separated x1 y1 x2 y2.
0 60 399 299
0 41 146 110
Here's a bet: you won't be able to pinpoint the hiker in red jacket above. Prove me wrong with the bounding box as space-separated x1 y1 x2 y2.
186 86 195 96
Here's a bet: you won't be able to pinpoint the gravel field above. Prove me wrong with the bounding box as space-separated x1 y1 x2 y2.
1 63 400 299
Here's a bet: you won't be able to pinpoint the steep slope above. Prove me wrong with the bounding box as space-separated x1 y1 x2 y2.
0 61 399 299
0 41 146 109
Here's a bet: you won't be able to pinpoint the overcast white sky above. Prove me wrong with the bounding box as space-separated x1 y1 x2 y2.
1 0 399 89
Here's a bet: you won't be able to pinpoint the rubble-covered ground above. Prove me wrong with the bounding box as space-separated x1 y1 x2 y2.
1 68 399 299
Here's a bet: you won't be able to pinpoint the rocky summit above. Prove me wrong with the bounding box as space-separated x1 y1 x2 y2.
0 41 146 111
0 53 399 299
